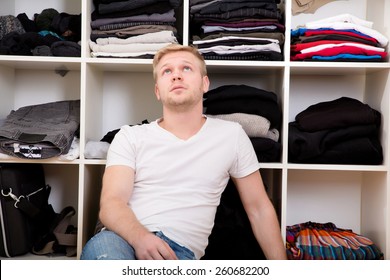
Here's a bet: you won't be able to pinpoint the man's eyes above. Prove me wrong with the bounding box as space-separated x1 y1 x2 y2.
162 66 192 75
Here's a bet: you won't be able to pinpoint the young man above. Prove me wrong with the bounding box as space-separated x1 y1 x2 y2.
81 44 287 260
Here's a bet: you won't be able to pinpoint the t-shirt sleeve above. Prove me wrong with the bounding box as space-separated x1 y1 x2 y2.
105 125 136 169
229 124 261 178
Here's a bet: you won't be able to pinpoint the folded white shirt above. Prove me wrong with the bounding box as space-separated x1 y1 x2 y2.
96 30 177 45
89 42 171 53
193 36 280 46
90 50 157 57
198 43 281 54
305 13 373 28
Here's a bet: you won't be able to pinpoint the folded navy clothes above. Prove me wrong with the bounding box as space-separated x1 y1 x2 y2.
0 100 80 159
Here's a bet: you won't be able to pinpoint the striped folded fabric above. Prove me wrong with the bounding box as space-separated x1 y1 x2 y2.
286 222 383 260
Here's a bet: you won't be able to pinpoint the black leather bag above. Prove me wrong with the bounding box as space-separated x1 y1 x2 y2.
0 163 76 257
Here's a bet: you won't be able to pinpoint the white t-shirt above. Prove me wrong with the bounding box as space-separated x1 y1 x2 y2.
106 117 260 259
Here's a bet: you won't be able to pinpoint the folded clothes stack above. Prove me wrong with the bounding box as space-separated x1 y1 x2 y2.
190 0 285 61
89 0 182 58
204 84 282 162
288 97 383 164
290 14 388 62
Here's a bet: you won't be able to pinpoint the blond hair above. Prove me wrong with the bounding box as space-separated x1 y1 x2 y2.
152 44 207 81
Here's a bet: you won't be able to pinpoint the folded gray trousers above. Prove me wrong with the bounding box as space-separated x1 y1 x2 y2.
0 100 80 159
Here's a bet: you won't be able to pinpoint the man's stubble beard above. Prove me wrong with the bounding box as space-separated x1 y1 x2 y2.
164 88 204 113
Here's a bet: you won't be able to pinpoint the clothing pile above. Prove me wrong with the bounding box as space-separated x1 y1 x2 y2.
291 14 389 62
204 84 281 162
0 9 81 57
288 97 383 164
189 0 285 61
0 100 80 159
286 222 384 260
89 0 182 58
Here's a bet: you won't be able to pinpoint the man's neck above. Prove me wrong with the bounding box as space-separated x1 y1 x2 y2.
158 109 206 140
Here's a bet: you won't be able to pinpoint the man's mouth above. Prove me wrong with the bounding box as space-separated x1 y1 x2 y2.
170 85 185 92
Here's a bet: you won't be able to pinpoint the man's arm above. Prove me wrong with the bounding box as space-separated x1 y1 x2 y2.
99 165 177 260
232 170 287 260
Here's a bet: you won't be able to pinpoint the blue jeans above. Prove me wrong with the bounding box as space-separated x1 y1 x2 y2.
80 230 195 260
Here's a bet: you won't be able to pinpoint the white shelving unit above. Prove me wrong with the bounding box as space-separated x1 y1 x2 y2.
0 0 389 260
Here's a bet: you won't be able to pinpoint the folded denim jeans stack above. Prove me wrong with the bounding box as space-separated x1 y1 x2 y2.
0 100 80 159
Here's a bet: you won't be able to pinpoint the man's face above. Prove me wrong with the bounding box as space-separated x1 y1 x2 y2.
154 51 209 112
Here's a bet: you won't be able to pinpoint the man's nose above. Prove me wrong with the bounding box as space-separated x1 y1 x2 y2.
172 70 182 81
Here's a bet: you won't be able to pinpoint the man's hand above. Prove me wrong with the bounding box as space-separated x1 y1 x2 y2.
134 232 178 260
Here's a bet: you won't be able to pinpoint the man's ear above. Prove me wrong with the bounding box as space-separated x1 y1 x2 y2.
202 76 210 93
155 84 161 100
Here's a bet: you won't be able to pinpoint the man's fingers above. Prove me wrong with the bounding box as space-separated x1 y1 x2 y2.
134 233 179 260
156 241 178 260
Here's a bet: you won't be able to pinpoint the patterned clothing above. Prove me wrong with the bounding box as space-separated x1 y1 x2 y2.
0 15 25 40
286 222 384 260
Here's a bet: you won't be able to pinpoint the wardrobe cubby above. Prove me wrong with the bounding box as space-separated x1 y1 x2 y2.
0 0 389 259
286 169 388 253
